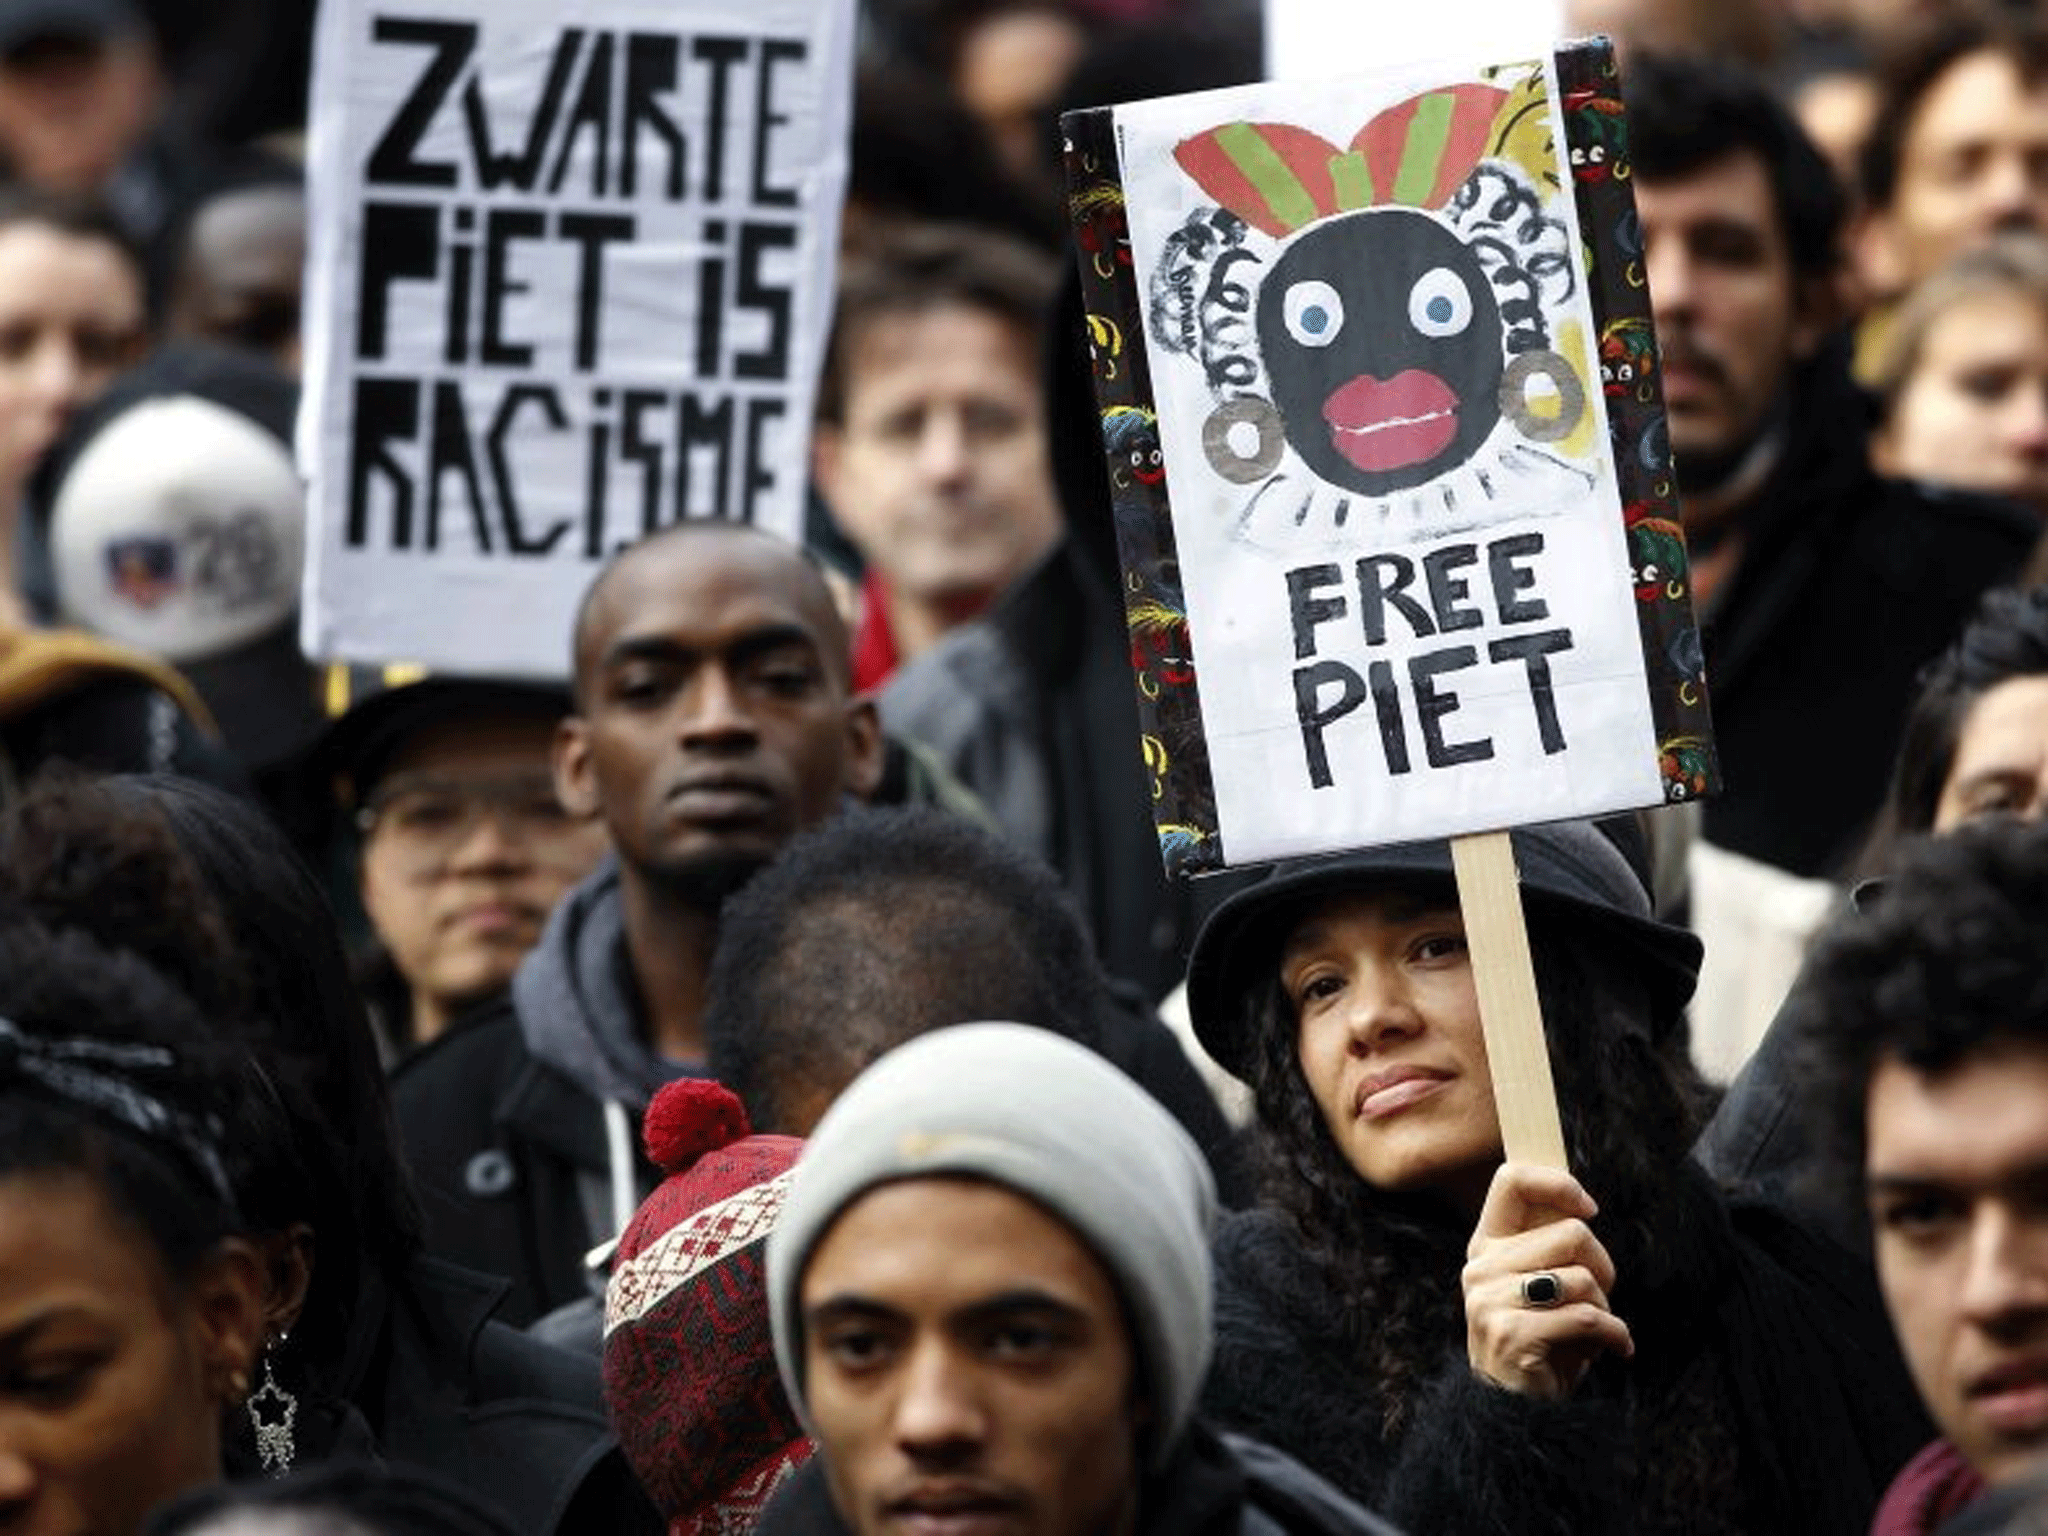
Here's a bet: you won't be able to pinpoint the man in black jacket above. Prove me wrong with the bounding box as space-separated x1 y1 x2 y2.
759 1023 1398 1536
1625 54 2037 884
389 521 887 1326
391 523 1234 1329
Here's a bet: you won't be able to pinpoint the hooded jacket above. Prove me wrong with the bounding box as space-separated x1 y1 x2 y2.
390 858 690 1329
391 854 1242 1329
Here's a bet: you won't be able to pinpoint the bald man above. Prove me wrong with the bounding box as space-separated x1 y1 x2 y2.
390 524 884 1327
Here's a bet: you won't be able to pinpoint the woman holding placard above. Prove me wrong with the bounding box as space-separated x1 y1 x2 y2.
1185 819 1928 1534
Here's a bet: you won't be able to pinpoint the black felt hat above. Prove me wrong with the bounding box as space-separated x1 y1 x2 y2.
1185 818 1703 1083
316 675 572 811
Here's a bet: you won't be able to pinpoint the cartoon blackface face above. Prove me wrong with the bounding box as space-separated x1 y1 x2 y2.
1257 208 1504 496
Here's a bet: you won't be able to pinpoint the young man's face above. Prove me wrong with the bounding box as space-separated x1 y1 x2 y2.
1634 149 1824 484
558 529 882 900
1863 48 2048 297
799 1178 1143 1536
1867 1037 2048 1486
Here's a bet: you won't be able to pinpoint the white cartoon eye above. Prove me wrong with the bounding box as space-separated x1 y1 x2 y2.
1409 267 1472 338
1283 281 1344 347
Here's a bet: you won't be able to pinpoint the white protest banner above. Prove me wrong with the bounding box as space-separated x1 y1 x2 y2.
299 0 854 675
1066 45 1715 871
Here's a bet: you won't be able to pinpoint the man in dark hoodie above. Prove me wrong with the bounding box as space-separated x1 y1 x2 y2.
388 521 886 1328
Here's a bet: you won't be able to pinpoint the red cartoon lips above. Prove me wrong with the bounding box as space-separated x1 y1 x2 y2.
1323 370 1460 475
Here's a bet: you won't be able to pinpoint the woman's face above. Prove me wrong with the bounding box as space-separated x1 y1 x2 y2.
1283 889 1503 1214
0 1169 262 1535
1933 674 2048 830
0 221 144 484
1878 291 2048 517
357 713 608 1044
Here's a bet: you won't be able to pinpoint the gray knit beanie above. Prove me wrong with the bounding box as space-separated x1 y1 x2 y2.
766 1022 1217 1468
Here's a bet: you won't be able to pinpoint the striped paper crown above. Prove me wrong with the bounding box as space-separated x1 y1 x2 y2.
1173 84 1509 238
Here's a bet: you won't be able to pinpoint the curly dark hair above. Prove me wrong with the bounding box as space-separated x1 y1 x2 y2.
704 804 1105 1133
1796 820 2048 1211
0 773 423 1397
0 916 252 1285
1242 898 1712 1433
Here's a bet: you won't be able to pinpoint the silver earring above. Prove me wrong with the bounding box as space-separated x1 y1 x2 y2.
247 1330 298 1475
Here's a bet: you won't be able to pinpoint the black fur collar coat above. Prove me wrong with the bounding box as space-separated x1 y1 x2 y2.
1203 1166 1930 1535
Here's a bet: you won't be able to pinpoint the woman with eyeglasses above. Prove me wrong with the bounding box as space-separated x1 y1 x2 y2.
320 674 609 1052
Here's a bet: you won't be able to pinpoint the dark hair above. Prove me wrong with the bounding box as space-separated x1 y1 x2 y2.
1623 50 1845 287
703 805 1105 1132
815 220 1058 425
0 774 423 1394
0 185 145 285
1872 585 2048 857
1859 11 2048 214
0 916 248 1285
1796 820 2048 1206
1241 896 1712 1433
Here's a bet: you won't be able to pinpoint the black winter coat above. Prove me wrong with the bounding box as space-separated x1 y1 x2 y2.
1698 353 2034 880
1204 1167 1930 1535
753 1422 1406 1536
222 1256 659 1535
391 861 1245 1328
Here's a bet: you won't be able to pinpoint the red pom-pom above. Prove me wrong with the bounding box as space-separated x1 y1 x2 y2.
643 1079 752 1173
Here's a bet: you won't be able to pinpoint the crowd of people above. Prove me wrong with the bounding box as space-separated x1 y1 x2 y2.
4 0 2048 1531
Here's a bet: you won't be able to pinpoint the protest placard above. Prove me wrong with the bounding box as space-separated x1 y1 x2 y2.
299 0 855 675
1067 42 1718 1166
1065 41 1716 876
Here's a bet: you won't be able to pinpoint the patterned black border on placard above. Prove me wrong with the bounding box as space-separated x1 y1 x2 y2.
1062 106 1228 876
1556 39 1723 805
1062 48 1722 879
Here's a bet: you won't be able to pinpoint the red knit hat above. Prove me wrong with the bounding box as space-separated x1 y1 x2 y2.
603 1079 810 1533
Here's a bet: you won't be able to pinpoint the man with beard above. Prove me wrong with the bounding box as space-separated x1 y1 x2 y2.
1623 56 2035 1059
389 522 885 1328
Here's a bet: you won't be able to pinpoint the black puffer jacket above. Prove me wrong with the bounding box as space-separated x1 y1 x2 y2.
1205 1166 1929 1535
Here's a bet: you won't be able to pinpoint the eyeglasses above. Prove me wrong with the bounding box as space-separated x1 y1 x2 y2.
356 773 596 869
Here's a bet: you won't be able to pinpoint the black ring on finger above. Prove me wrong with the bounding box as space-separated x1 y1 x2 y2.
1520 1271 1563 1309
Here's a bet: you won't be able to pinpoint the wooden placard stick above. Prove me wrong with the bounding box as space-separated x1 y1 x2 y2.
1451 830 1568 1171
